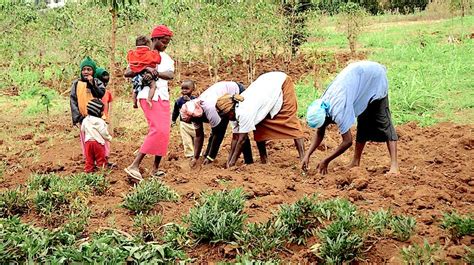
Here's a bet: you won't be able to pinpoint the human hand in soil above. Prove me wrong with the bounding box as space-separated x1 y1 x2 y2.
190 157 199 168
316 159 329 175
203 157 213 165
301 155 310 171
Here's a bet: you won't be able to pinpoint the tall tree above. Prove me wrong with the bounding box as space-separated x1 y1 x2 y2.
94 0 139 92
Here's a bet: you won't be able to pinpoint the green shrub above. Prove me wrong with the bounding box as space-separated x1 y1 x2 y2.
400 240 443 264
0 217 188 264
235 219 289 260
27 173 106 225
317 197 358 221
440 212 474 239
316 215 366 264
0 187 29 217
0 217 76 263
185 188 247 242
337 2 369 54
133 213 163 241
368 209 393 236
389 215 416 241
122 178 179 214
161 223 193 249
275 195 321 245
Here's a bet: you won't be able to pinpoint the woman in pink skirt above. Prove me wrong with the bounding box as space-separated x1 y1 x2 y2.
123 25 174 181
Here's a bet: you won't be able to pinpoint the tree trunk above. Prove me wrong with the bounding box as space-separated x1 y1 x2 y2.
109 8 117 93
109 8 117 133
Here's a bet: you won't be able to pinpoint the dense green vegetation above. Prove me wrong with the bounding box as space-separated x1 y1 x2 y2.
1 1 472 124
0 1 473 262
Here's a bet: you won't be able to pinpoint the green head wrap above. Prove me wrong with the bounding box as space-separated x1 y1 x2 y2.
79 56 97 74
94 67 109 79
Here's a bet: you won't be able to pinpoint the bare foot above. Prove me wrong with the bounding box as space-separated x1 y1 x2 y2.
347 161 360 169
387 166 400 175
260 156 268 164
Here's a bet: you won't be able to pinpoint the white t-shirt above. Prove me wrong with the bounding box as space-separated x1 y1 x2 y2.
194 81 240 129
137 52 175 101
81 116 112 145
232 72 287 134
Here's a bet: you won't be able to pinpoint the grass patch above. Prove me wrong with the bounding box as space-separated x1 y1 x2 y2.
440 212 474 239
133 212 163 242
275 195 322 245
0 217 188 263
400 240 443 264
122 178 179 214
0 187 29 217
184 188 247 243
0 173 108 234
27 173 107 224
235 219 289 261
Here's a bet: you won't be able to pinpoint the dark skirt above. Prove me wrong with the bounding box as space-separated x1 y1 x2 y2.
356 96 398 142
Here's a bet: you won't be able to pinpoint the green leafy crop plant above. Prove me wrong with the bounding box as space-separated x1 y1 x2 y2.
122 178 179 214
184 188 247 243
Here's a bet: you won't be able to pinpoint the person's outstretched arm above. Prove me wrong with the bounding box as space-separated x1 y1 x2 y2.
190 123 205 167
302 126 327 171
317 130 352 174
227 133 248 168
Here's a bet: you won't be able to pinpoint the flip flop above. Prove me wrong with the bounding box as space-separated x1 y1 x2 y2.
107 162 117 169
151 170 166 178
125 167 143 182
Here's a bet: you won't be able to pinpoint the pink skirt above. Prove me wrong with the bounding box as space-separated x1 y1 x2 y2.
139 99 170 156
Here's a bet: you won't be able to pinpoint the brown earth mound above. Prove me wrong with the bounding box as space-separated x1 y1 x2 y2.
1 110 472 262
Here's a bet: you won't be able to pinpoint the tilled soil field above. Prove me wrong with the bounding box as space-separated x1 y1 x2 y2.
1 110 472 263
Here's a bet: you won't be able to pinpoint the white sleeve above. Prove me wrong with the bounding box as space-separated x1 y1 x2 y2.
235 113 255 134
159 53 175 72
98 121 113 141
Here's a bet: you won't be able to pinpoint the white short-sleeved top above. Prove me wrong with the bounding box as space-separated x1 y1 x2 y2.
232 72 286 134
136 52 175 101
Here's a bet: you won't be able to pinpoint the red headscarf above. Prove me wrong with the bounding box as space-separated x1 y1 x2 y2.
151 25 173 38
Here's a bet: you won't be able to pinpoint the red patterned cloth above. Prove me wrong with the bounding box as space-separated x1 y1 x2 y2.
127 46 161 73
151 25 173 38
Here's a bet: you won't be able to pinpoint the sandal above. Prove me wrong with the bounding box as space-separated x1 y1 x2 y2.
151 170 166 178
125 167 143 182
107 162 117 169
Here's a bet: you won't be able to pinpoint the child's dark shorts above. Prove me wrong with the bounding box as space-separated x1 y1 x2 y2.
356 96 398 143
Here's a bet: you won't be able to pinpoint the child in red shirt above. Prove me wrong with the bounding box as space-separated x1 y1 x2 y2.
127 36 161 108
